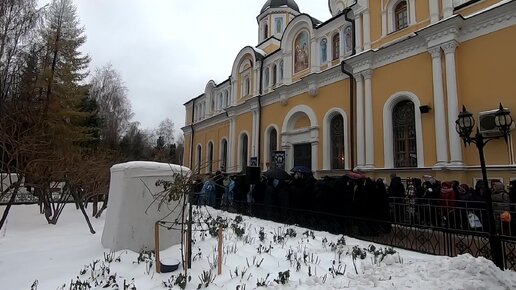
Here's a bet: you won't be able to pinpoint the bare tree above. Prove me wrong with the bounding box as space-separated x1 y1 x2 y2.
89 63 133 149
156 118 175 146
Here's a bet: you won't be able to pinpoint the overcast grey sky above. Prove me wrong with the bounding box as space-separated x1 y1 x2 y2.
40 0 331 136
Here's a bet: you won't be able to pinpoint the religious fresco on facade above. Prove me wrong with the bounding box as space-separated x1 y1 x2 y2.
320 38 327 63
294 31 309 73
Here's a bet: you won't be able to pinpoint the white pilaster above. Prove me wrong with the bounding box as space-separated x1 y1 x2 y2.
311 37 319 73
311 141 318 172
363 9 371 50
254 63 261 96
429 0 439 23
381 9 387 37
442 41 463 167
409 0 416 25
355 13 363 53
283 51 292 84
230 77 237 105
429 46 449 167
443 0 454 18
363 70 374 168
355 73 365 168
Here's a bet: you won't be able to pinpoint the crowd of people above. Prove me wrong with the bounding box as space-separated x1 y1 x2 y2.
192 169 516 236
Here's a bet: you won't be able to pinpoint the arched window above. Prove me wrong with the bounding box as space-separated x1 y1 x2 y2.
269 129 277 167
294 31 309 73
393 100 417 167
196 145 202 174
332 33 340 60
264 23 268 39
243 76 250 96
211 96 214 113
320 38 327 64
344 26 353 55
279 60 284 81
207 142 214 173
330 115 345 169
221 139 228 172
224 91 229 108
272 64 277 87
241 134 248 171
395 1 408 31
264 69 270 88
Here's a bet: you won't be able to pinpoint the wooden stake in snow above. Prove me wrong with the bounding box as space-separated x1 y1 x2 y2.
155 222 161 273
218 227 223 275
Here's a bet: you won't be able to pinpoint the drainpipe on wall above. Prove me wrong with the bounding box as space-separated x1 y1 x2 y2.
189 99 196 173
340 5 357 170
257 59 264 169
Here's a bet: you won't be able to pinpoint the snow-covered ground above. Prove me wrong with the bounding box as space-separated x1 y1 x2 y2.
1 205 516 290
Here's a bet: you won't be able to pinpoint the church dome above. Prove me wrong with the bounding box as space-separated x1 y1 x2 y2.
260 0 300 13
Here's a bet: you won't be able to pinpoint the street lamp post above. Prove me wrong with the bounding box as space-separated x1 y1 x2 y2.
455 103 514 269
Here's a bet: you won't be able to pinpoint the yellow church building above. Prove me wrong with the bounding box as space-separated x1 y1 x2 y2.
182 0 516 185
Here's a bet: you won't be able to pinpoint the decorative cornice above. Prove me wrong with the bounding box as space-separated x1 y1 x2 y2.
459 2 516 42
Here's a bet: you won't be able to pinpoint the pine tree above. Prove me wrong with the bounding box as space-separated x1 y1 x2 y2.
38 0 91 145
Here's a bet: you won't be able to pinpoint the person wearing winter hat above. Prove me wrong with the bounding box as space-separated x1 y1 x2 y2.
492 181 510 235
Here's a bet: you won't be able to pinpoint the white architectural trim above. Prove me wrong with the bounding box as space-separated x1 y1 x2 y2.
429 0 439 23
383 91 425 169
355 73 365 169
442 40 463 168
363 70 374 169
195 143 202 173
282 105 319 132
322 108 350 170
363 9 371 50
281 105 319 171
428 46 449 167
386 0 414 34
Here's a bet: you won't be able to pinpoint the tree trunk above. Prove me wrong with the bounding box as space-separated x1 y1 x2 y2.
92 194 98 217
72 189 95 234
0 187 18 231
94 194 108 219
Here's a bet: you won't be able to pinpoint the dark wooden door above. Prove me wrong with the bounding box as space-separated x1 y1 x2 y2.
293 143 311 170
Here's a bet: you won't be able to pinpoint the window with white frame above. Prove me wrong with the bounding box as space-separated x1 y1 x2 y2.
395 1 408 31
196 145 202 174
332 33 340 60
279 60 284 81
240 134 248 171
272 64 277 87
330 114 345 169
242 75 250 97
224 91 228 108
392 100 417 168
207 142 214 173
264 68 270 88
221 139 228 172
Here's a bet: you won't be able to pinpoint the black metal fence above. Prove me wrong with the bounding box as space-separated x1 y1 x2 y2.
209 197 516 271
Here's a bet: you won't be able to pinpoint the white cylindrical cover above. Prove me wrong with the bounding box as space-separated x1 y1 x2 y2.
101 161 190 252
